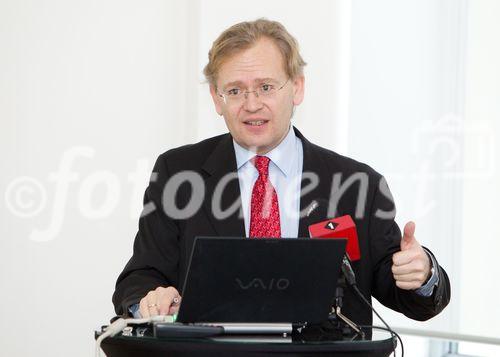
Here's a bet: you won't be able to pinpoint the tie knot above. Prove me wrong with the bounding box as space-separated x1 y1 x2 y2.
251 155 270 176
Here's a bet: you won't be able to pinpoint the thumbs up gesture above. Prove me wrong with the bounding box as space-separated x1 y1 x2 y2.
391 221 431 290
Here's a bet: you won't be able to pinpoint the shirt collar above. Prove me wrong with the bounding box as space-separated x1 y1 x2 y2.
232 125 296 177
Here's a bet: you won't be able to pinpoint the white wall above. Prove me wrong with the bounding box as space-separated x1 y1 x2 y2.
348 0 500 342
460 0 500 339
1 1 499 356
348 0 464 335
0 1 189 356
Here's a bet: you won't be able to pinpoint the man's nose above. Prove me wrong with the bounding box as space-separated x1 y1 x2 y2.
242 91 264 112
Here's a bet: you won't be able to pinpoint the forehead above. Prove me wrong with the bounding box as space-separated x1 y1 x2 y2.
216 37 287 87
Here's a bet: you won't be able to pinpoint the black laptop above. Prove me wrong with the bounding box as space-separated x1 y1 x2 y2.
176 237 346 324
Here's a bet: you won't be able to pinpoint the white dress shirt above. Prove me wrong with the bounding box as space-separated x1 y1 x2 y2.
233 125 303 238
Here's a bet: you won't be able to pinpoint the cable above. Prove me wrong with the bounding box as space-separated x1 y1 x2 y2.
95 315 175 357
352 285 404 357
340 257 403 357
359 325 404 357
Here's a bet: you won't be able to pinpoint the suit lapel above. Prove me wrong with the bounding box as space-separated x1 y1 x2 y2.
200 128 332 239
201 134 246 237
294 127 333 238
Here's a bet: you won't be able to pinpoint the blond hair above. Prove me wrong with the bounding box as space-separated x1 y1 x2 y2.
203 18 306 86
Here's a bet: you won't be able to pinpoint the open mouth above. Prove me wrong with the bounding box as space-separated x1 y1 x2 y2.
243 120 269 127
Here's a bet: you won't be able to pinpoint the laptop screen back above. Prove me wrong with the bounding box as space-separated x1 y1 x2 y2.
176 237 346 324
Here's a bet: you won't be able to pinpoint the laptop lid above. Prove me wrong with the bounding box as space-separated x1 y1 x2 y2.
176 237 346 324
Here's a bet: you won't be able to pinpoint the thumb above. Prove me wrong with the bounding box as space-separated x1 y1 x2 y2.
401 221 416 250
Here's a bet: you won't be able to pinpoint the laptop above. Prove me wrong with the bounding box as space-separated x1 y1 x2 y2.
175 237 346 324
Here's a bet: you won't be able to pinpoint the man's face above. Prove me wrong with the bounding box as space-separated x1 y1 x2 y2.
210 37 305 154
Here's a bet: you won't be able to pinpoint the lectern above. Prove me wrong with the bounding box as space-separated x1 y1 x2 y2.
95 324 396 357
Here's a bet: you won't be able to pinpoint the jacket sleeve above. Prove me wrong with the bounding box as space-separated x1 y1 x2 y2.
112 154 181 316
368 176 451 321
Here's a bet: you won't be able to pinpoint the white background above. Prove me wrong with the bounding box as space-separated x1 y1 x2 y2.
1 0 499 356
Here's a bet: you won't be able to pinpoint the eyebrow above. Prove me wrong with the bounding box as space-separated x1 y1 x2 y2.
222 78 279 89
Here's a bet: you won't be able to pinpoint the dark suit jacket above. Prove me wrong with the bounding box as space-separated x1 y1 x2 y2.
113 127 450 325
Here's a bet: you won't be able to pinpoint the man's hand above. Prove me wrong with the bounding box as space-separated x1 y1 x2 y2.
139 286 181 318
391 221 431 290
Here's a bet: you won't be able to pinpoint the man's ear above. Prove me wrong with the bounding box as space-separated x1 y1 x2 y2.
292 75 305 106
209 84 223 116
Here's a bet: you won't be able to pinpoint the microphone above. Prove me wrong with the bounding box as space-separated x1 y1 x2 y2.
306 199 404 355
306 200 360 262
306 201 403 352
306 200 364 337
306 199 359 286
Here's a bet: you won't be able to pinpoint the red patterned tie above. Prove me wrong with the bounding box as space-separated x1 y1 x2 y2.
249 156 281 238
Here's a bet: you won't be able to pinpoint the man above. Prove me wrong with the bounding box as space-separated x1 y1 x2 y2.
113 19 450 325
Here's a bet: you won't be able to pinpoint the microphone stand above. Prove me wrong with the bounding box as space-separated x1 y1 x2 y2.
328 275 365 339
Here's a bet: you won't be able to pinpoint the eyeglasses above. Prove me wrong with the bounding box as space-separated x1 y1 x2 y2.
217 79 289 105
